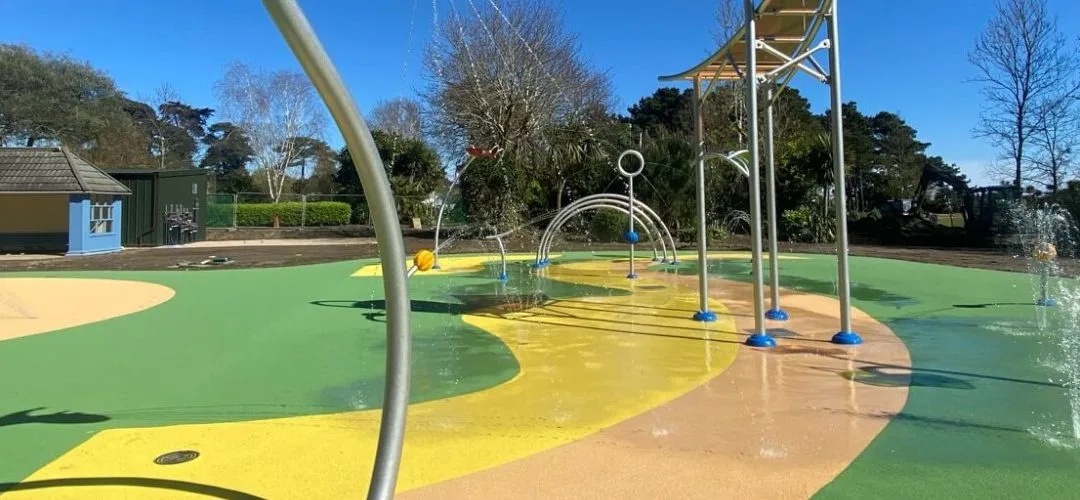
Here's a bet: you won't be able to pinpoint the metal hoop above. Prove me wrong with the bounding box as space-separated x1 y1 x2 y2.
616 149 645 178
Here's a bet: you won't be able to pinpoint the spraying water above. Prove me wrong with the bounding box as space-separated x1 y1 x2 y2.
1008 202 1080 443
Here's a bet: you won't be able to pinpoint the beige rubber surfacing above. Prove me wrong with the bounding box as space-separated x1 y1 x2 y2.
0 278 175 342
404 273 911 499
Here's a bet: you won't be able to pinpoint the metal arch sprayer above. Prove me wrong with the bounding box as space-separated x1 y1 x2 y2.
261 2 410 499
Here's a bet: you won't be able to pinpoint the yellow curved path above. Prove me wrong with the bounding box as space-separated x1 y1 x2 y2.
9 259 740 499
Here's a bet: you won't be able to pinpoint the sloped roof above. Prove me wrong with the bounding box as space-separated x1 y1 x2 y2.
659 0 830 83
0 147 131 195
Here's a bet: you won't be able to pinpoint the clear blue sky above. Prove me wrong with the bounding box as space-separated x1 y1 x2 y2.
2 0 1079 187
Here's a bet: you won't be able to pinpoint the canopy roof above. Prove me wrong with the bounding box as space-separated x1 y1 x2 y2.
0 147 131 195
659 0 830 83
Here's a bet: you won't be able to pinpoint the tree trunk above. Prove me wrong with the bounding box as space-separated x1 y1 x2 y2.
25 137 35 147
556 177 568 210
1015 114 1024 193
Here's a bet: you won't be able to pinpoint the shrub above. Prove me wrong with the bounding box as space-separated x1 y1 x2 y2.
588 210 631 242
303 202 352 226
235 201 351 227
782 207 835 243
206 204 235 227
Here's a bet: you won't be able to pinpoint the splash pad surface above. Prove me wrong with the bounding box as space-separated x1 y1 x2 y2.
0 253 1077 498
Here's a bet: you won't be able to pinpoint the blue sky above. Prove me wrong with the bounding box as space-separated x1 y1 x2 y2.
2 0 1079 186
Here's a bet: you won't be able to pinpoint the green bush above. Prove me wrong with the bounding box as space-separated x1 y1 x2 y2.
235 201 351 227
206 204 235 228
588 210 631 242
782 207 835 243
303 202 352 226
676 225 726 244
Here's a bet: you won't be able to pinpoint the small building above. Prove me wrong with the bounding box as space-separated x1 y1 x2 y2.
105 169 207 247
0 147 131 255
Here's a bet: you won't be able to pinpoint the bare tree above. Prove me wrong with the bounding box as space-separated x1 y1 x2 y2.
1027 95 1078 192
369 97 424 140
969 0 1080 192
423 0 611 157
214 61 326 202
147 83 179 169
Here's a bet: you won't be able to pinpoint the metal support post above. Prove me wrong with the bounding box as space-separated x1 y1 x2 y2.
827 0 862 345
692 76 716 322
261 2 412 499
744 0 776 348
764 84 788 322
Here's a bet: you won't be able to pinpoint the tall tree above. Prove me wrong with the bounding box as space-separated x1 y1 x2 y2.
626 88 693 137
286 137 337 194
423 0 611 157
214 61 326 202
969 0 1080 191
1027 95 1078 192
368 97 424 140
201 122 255 193
0 44 131 148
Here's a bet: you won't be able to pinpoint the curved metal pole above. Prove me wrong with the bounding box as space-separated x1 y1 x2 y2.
433 157 474 270
261 2 410 498
538 200 664 263
705 151 750 178
534 193 676 265
494 235 508 282
537 198 665 264
539 198 668 264
538 203 662 263
539 200 665 265
541 203 661 262
538 201 661 262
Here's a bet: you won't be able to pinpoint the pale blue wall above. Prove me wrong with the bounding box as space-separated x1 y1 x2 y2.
67 194 123 255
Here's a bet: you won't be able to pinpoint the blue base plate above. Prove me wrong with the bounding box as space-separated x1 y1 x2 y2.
693 310 717 322
765 308 789 321
745 334 777 348
831 331 863 345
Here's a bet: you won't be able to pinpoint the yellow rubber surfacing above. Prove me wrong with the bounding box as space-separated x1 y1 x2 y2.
11 260 740 499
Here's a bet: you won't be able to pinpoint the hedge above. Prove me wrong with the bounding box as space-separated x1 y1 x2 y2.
235 201 351 227
206 204 235 228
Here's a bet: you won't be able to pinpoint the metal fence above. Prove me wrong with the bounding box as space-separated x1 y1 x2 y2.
206 192 468 229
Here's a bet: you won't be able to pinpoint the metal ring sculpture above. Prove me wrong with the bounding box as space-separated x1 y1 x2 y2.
538 202 665 262
617 150 646 279
538 195 676 265
262 2 410 499
536 194 677 266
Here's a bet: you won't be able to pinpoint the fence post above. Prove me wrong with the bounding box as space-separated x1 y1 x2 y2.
232 194 238 228
301 194 307 229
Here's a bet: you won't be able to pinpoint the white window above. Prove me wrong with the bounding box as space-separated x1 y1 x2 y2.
89 194 114 234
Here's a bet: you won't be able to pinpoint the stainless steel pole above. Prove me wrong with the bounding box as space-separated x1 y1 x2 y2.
744 0 774 347
433 158 473 269
261 1 412 498
495 235 508 282
827 0 862 345
692 76 715 322
627 175 636 279
764 84 787 321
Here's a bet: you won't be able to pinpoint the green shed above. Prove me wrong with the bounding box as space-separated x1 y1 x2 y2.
104 169 208 247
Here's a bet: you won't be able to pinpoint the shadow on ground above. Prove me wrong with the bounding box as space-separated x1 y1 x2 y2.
0 408 110 427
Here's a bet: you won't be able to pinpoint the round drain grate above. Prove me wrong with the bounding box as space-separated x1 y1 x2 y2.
154 450 199 465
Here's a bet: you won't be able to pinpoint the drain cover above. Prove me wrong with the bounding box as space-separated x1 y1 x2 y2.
154 450 199 465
